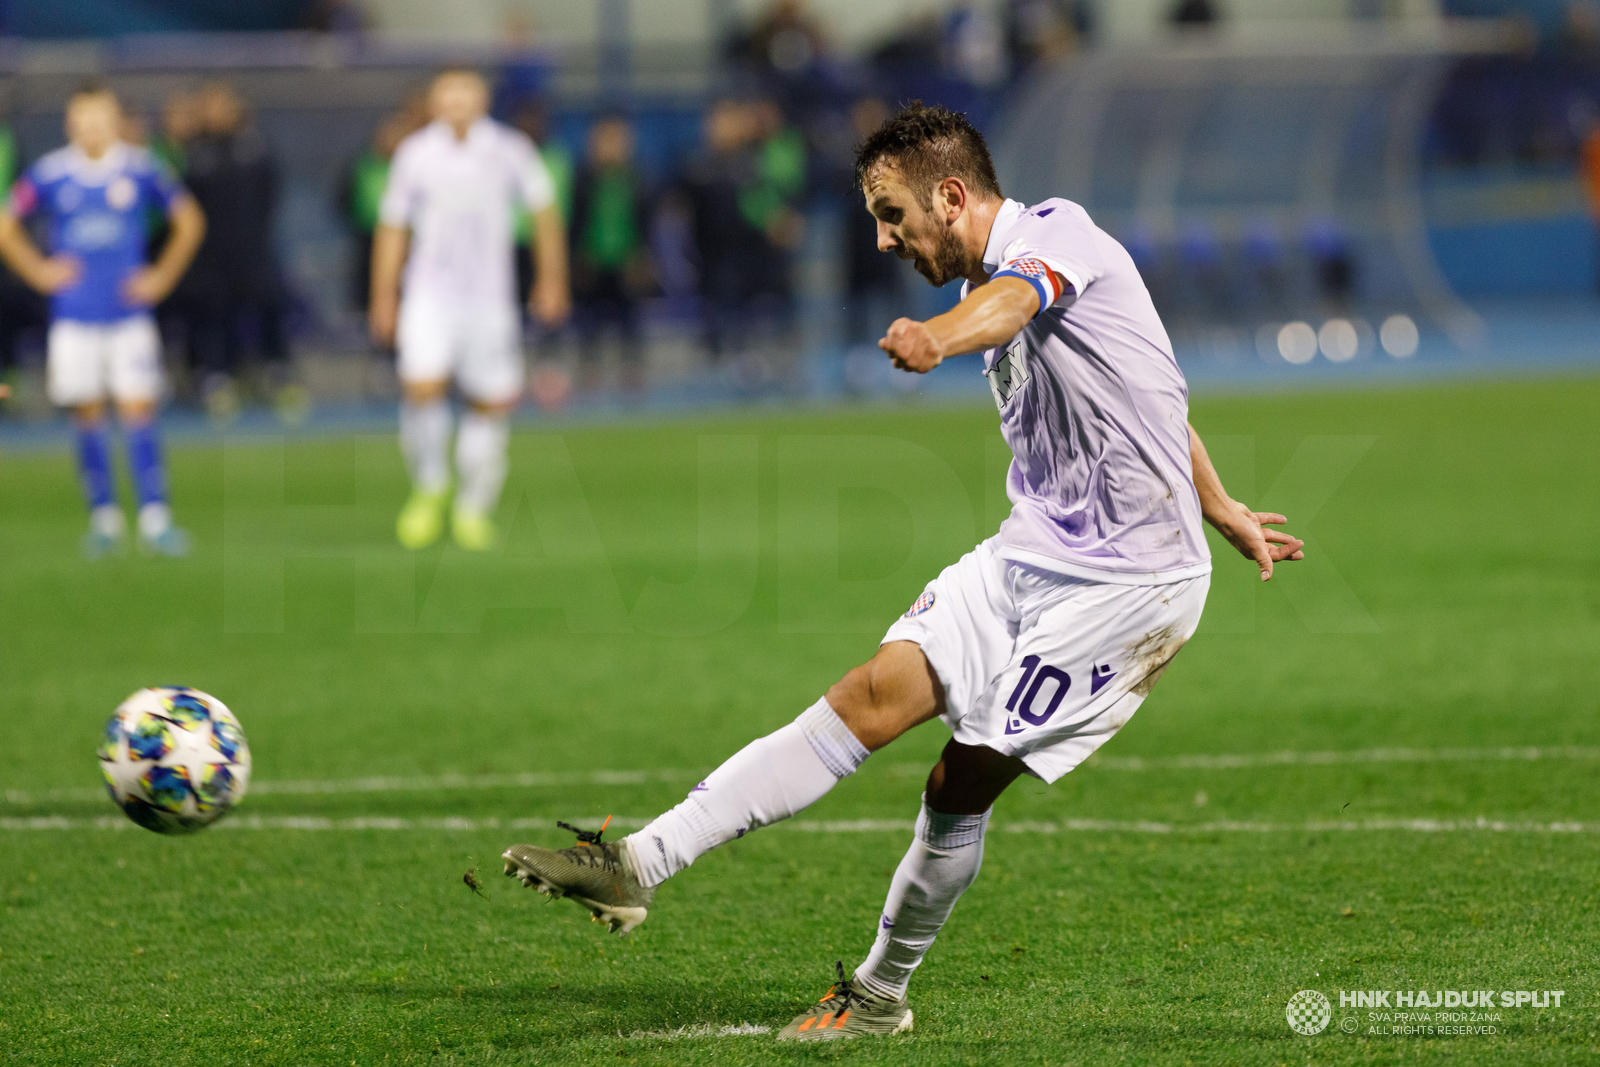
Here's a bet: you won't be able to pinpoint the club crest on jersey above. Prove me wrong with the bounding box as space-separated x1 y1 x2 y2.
107 177 137 211
985 338 1029 410
904 591 936 617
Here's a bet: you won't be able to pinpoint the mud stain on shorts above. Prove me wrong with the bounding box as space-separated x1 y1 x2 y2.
1126 625 1189 696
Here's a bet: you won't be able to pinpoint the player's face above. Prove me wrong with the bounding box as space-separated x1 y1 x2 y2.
863 165 968 288
67 94 122 158
430 74 488 130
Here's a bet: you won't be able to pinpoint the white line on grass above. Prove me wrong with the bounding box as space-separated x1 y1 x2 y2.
625 1023 771 1040
7 745 1598 807
4 814 1597 834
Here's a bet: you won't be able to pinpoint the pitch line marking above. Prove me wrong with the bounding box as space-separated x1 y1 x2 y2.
4 814 1598 834
8 745 1598 807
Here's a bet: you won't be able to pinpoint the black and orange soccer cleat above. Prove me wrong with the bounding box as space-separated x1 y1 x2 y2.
502 818 654 936
775 962 913 1042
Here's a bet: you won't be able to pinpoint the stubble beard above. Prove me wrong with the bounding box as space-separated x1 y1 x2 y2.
910 222 970 288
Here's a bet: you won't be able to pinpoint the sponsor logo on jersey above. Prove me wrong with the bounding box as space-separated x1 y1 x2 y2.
903 591 936 617
986 338 1029 410
106 176 136 211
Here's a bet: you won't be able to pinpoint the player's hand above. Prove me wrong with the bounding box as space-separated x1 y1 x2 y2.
880 317 943 373
1208 499 1305 581
121 266 174 307
369 291 399 346
31 255 81 294
531 278 571 329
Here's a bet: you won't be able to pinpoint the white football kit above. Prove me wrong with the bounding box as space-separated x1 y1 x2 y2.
379 118 556 402
884 198 1213 783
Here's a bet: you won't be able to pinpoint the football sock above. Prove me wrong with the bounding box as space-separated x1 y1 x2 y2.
399 398 451 495
625 698 869 888
138 502 173 540
453 411 509 517
853 798 991 1000
74 421 115 510
90 503 126 539
124 422 168 508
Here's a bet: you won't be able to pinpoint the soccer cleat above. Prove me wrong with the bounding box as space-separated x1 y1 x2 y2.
140 525 191 558
396 490 447 549
503 819 654 935
451 508 497 552
776 962 914 1042
82 527 127 560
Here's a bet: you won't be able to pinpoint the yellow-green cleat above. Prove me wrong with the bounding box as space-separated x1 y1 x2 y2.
396 489 447 549
503 820 654 936
451 507 498 551
776 963 913 1042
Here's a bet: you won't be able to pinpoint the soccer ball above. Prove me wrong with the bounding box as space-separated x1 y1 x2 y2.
98 687 251 834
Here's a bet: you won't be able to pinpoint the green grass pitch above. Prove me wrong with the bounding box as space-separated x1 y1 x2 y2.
2 376 1598 1066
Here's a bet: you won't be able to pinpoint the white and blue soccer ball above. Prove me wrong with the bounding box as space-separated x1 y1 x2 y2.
98 687 251 834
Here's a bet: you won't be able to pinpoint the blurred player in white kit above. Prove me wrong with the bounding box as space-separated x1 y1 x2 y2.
369 70 570 550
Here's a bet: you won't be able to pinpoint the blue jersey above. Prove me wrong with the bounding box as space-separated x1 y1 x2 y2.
8 143 185 324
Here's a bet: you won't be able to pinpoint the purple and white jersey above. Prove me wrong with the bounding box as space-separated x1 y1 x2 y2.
968 198 1210 585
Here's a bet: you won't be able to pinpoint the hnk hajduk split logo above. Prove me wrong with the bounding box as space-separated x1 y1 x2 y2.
1286 990 1332 1035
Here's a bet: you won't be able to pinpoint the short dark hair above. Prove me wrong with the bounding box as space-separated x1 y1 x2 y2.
853 102 1001 206
70 80 117 104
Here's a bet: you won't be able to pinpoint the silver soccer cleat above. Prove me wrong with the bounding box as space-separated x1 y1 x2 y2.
503 819 655 936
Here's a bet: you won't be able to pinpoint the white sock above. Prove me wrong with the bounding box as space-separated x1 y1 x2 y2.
453 411 509 517
854 798 991 1000
625 699 869 888
399 399 451 495
91 503 126 539
137 502 171 539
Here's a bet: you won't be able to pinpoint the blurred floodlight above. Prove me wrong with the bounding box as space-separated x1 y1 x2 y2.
1319 318 1359 362
1277 322 1318 364
1380 314 1419 358
1255 323 1282 360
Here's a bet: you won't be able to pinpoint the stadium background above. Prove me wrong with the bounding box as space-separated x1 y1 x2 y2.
2 2 1598 1065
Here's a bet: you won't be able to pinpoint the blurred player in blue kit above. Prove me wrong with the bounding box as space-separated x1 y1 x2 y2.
0 84 205 557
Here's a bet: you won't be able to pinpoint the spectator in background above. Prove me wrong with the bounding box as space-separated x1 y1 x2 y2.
343 98 426 318
509 99 574 314
151 91 198 175
570 114 652 396
1583 112 1600 295
1003 0 1089 74
1171 0 1219 26
0 112 46 404
181 82 296 423
682 99 767 366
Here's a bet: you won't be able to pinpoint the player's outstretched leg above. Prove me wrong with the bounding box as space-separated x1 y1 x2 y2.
780 739 1024 1042
123 405 189 557
503 641 943 935
396 384 451 549
73 405 124 558
451 405 509 551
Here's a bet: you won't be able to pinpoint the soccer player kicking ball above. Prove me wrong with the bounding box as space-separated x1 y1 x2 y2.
370 70 570 551
0 84 204 557
503 104 1305 1040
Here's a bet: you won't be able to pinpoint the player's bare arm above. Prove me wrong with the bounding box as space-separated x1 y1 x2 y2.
529 202 570 327
368 222 409 345
880 274 1040 372
1188 423 1305 581
123 194 205 306
0 212 81 294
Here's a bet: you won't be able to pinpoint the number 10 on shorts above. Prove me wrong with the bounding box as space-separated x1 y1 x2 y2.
1004 655 1071 735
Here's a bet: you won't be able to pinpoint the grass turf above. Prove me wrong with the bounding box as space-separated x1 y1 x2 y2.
2 376 1598 1065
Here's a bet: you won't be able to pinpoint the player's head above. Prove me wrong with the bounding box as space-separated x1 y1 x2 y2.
588 113 634 167
855 102 1002 287
429 69 489 131
66 83 123 158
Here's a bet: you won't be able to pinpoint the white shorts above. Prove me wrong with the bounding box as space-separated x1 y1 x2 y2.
397 297 523 403
47 316 163 407
882 536 1210 783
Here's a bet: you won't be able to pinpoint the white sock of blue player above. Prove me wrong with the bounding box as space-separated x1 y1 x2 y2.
74 420 119 533
853 800 990 1000
624 699 869 887
399 398 451 495
453 411 508 518
125 421 172 535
